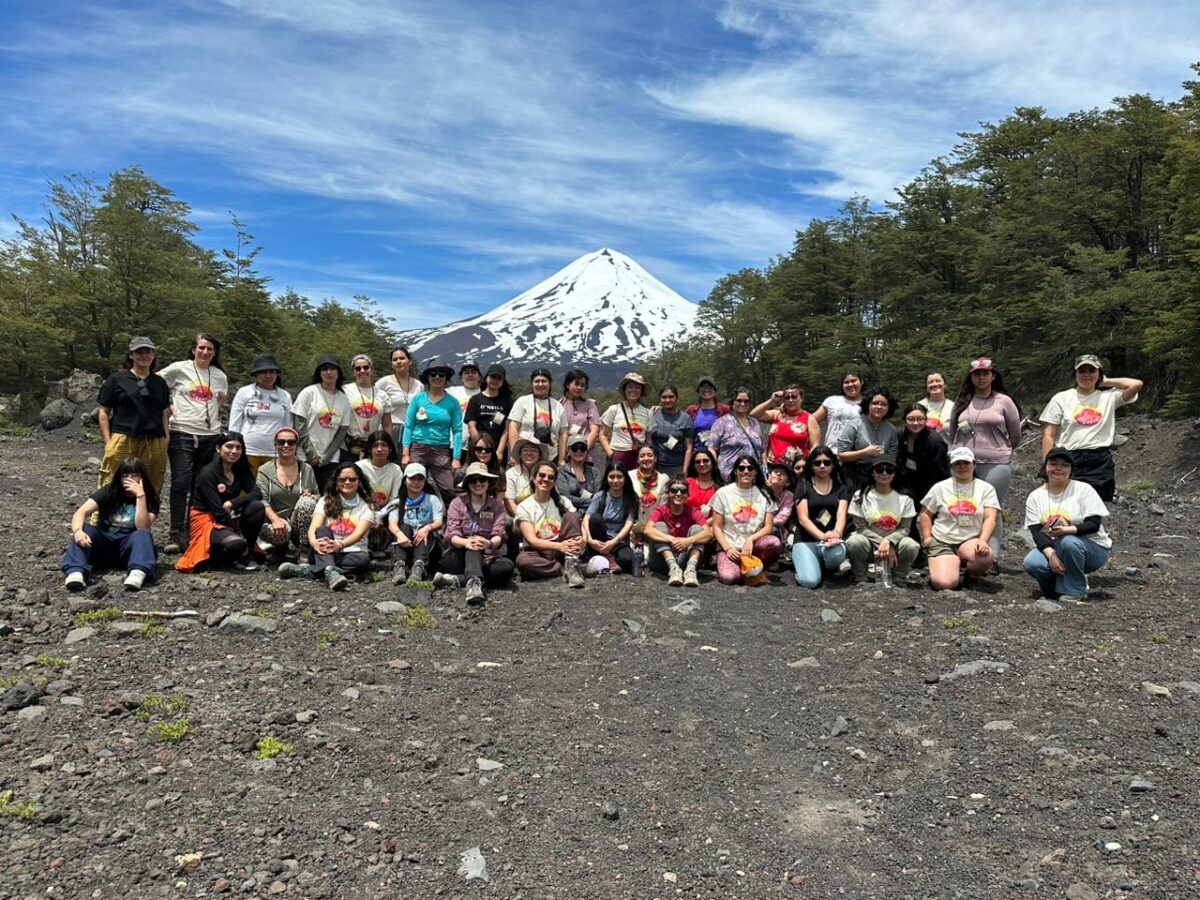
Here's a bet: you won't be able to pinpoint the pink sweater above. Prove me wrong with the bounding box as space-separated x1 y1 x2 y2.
947 394 1021 464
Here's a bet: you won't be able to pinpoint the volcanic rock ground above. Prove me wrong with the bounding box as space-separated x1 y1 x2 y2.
1 417 1198 899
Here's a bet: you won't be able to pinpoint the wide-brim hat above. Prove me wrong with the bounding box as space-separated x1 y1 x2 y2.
419 358 454 383
460 462 498 483
250 354 281 374
312 354 343 380
618 372 648 395
511 437 550 463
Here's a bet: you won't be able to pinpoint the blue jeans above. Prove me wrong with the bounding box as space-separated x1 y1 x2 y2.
792 541 847 589
1022 536 1109 598
62 525 157 580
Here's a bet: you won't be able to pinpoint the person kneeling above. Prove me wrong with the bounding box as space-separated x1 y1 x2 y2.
438 463 513 605
63 457 158 592
710 454 780 585
176 432 266 574
1022 447 1111 603
582 462 638 575
643 475 711 586
514 462 586 587
918 447 999 591
387 462 444 586
846 459 919 584
279 462 373 590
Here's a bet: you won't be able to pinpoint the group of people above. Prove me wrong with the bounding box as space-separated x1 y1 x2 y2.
63 336 1141 607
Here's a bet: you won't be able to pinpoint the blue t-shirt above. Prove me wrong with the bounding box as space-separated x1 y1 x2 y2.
586 491 633 541
388 491 445 530
651 409 695 468
692 407 720 450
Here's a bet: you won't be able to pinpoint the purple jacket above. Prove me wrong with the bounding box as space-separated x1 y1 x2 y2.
445 495 507 562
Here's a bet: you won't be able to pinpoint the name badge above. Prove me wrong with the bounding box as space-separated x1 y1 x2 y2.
492 411 505 425
665 435 679 450
480 512 494 522
698 430 711 443
569 423 581 435
816 509 831 527
416 407 428 421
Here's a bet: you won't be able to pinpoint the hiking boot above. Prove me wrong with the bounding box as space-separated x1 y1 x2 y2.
563 555 585 589
406 560 427 586
683 559 699 587
390 558 407 586
123 569 147 592
278 562 312 579
64 571 87 592
464 577 485 606
432 572 461 589
667 560 684 587
163 534 183 555
325 567 349 591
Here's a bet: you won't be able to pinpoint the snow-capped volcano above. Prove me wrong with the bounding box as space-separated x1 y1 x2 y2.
400 249 696 384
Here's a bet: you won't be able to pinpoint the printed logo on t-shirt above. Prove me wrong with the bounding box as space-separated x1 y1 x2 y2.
353 399 380 420
535 408 553 426
533 515 560 540
640 488 659 509
1071 404 1102 426
927 412 945 430
731 500 758 524
1040 508 1072 527
621 421 646 440
329 516 356 538
871 509 900 534
317 406 339 428
185 380 214 402
948 495 978 517
371 489 388 507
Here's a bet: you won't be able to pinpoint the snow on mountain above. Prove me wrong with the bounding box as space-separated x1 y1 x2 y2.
399 249 696 383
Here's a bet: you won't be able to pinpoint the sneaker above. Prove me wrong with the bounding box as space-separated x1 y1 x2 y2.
390 559 407 586
123 569 146 592
563 555 585 589
406 560 427 586
667 561 684 587
278 562 312 580
904 570 924 586
432 572 461 589
234 559 259 572
464 577 485 606
64 571 86 592
1059 594 1088 604
325 567 349 592
163 535 183 555
837 559 853 575
683 562 699 587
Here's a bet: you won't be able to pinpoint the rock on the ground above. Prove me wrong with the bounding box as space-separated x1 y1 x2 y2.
938 660 1010 682
218 614 278 634
788 657 820 669
820 608 842 624
4 681 43 710
1030 598 1062 613
39 398 77 431
375 601 407 615
64 626 97 644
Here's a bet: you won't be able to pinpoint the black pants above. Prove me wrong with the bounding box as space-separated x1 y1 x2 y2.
210 500 266 562
168 432 219 537
312 524 371 576
441 546 515 586
391 522 440 568
587 517 635 572
1072 447 1116 502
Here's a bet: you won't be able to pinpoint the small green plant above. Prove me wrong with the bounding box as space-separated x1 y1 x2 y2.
1095 639 1117 653
0 675 47 691
361 570 387 584
135 691 188 721
34 654 68 670
253 736 295 760
1150 631 1168 645
316 631 340 650
940 616 980 633
403 579 435 591
246 607 278 620
0 419 32 438
299 609 315 621
73 607 122 628
261 582 281 596
1125 480 1154 497
0 789 36 819
405 605 434 628
148 718 191 742
138 623 168 638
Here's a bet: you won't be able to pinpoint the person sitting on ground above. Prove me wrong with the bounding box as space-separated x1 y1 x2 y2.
706 387 765 480
505 438 548 518
753 384 821 465
846 458 920 584
292 355 353 491
557 435 602 513
456 432 505 507
765 463 796 544
791 446 850 589
230 354 292 477
685 447 722 520
436 463 513 605
643 474 711 586
582 461 638 575
342 354 391 459
835 386 899 488
387 462 445 586
600 372 653 469
918 372 954 438
710 453 780 585
255 427 319 564
355 429 404 554
559 368 602 462
1039 354 1142 502
175 431 266 573
1022 447 1112 603
279 462 374 591
783 455 808 547
506 367 567 461
63 456 159 593
514 461 586 587
465 364 514 461
919 447 999 591
686 376 729 454
649 384 695 476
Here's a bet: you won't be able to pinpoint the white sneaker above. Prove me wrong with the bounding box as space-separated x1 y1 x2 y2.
123 569 147 592
64 571 86 592
837 559 853 575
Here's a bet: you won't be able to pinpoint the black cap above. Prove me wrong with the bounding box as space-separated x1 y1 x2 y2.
1045 446 1074 466
486 363 507 379
459 361 481 375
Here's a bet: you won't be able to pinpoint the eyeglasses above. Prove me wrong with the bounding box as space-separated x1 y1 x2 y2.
811 459 833 468
875 466 897 475
474 445 493 453
533 473 556 482
428 372 447 379
734 464 756 472
905 416 927 424
275 438 297 447
337 476 359 483
667 486 688 495
353 365 371 372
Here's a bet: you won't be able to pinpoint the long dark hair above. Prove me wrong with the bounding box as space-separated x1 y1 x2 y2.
728 452 770 503
188 333 224 371
208 430 252 483
852 461 901 505
804 445 846 490
562 368 589 394
532 461 568 510
365 429 398 463
686 447 724 486
600 461 639 521
951 365 1022 426
468 432 501 478
94 456 159 525
322 461 372 520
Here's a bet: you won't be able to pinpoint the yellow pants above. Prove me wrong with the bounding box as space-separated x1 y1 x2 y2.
98 434 168 495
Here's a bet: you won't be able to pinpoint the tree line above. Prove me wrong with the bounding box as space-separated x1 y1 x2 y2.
644 66 1200 418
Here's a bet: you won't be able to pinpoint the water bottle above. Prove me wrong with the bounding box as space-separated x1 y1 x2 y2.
878 555 893 589
631 541 644 577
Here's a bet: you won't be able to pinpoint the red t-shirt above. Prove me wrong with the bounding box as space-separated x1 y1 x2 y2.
649 503 706 538
687 478 717 513
767 411 813 463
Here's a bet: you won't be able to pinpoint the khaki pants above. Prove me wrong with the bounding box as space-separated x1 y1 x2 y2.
99 434 168 495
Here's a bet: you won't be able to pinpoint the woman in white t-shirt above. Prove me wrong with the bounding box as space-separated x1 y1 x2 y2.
375 345 423 449
506 367 567 460
846 458 919 583
229 354 293 477
813 372 864 451
918 372 954 439
514 461 586 586
1039 354 1142 502
342 354 392 459
599 372 653 470
292 355 354 492
710 453 779 585
1022 447 1112 603
278 461 373 591
355 429 404 551
919 447 1000 591
159 334 229 553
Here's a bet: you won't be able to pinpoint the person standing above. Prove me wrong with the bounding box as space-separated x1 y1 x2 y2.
447 362 482 463
752 384 820 465
649 384 695 476
292 355 354 492
465 364 515 461
560 369 602 461
813 372 865 452
706 387 765 480
375 345 423 449
229 354 292 477
506 368 567 460
402 359 462 497
686 376 729 454
918 372 954 439
342 354 391 460
96 336 171 495
599 372 653 469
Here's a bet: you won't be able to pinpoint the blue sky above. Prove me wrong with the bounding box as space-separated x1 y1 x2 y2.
2 0 1196 328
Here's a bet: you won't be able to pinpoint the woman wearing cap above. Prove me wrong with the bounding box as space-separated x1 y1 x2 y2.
846 459 919 583
685 447 721 518
438 462 513 604
560 369 601 461
447 362 482 463
402 359 462 497
254 426 318 563
342 355 391 460
376 346 423 449
686 377 729 454
644 474 711 586
710 453 779 585
631 445 669 527
1022 447 1112 603
278 461 373 591
292 355 354 492
600 372 653 470
946 358 1021 558
230 354 293 477
919 373 953 439
813 373 865 451
650 384 694 476
1039 355 1141 502
175 431 266 574
557 434 602 513
582 461 638 574
514 461 586 587
919 447 999 591
159 334 229 553
791 445 850 589
96 336 171 497
752 385 820 466
355 429 404 553
706 387 765 481
835 386 900 489
465 364 515 461
506 368 567 460
386 462 445 585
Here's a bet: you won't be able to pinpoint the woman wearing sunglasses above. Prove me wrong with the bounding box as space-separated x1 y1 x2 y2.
438 463 513 605
846 459 919 583
710 453 780 585
644 474 711 586
279 461 374 591
685 448 722 519
706 387 765 480
557 435 603 513
342 355 392 460
514 461 586 587
402 359 463 497
752 384 820 466
791 446 850 589
96 336 171 495
254 427 319 563
458 432 506 503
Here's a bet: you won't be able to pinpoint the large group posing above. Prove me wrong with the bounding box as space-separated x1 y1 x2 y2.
63 336 1142 607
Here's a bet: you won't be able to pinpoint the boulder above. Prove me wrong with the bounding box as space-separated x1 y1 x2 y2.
0 394 20 419
40 398 77 431
79 406 100 425
64 369 102 404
